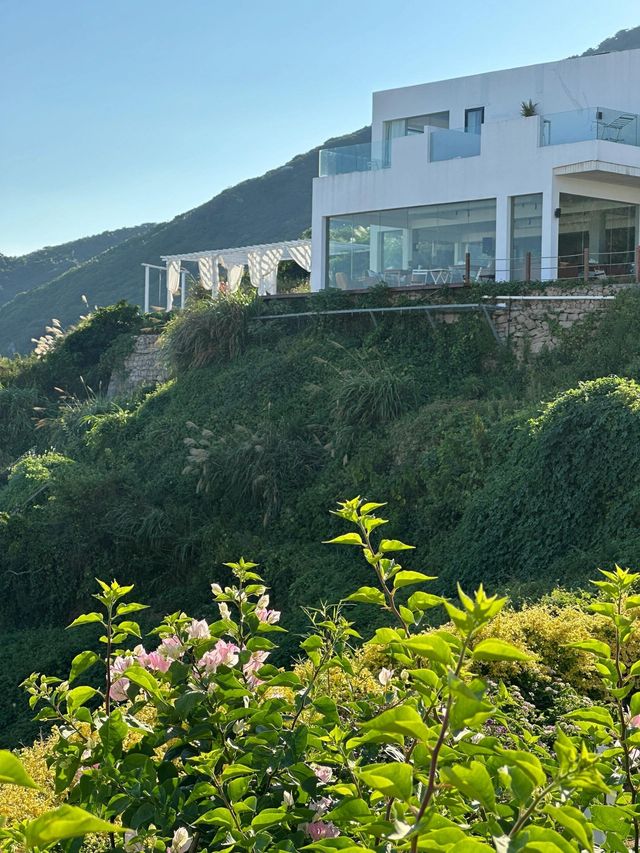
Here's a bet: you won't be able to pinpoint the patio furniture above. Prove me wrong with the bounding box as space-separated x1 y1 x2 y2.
411 268 451 285
599 113 636 142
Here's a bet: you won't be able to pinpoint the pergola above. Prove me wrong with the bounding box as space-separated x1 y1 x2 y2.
141 239 312 312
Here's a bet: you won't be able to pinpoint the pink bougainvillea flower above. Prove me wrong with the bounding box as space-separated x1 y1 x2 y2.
256 607 281 624
159 636 183 660
312 764 334 784
109 677 130 703
198 639 240 673
145 651 172 673
187 619 210 640
305 821 340 841
243 650 269 687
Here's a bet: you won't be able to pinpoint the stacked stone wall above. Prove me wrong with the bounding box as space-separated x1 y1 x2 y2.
107 335 170 398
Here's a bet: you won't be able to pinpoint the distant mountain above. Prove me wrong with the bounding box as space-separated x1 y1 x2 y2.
0 224 155 307
581 26 640 55
0 127 370 354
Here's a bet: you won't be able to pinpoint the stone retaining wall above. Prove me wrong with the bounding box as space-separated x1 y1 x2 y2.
489 283 630 354
107 335 170 398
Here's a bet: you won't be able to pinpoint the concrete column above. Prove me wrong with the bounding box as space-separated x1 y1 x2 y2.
541 180 560 280
310 208 326 291
143 265 150 313
494 195 510 282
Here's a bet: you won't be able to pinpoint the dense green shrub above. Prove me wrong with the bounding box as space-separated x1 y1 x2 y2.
450 376 640 593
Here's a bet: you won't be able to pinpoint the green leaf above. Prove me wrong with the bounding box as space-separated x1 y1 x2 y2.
566 639 611 659
564 706 614 728
196 807 235 828
66 686 98 714
115 620 141 638
67 612 103 629
25 805 124 849
323 533 363 546
124 665 162 698
403 633 452 665
344 587 386 606
590 804 632 834
251 808 289 830
69 651 100 684
496 750 546 787
440 761 496 810
325 798 371 821
0 751 38 788
357 762 413 800
379 539 414 552
407 591 444 611
362 705 432 742
544 804 592 849
393 571 437 589
472 639 531 662
115 602 149 616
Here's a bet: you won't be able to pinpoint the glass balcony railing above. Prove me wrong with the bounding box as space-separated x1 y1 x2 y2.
540 106 640 148
318 141 389 176
429 128 481 162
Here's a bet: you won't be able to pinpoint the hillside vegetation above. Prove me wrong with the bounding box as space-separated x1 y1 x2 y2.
3 286 640 744
0 224 155 313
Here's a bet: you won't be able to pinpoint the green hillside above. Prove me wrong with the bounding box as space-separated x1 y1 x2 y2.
3 287 640 744
0 127 370 355
0 224 155 311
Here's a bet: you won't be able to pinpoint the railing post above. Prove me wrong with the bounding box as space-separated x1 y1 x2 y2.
180 270 186 309
635 245 640 284
583 248 590 282
143 265 150 314
465 252 471 285
525 252 532 283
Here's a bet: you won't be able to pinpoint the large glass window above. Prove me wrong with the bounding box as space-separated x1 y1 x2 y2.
383 113 450 165
511 194 542 280
326 199 497 289
558 193 637 278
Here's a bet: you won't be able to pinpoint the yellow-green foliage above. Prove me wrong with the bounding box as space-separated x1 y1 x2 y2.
0 737 57 823
475 598 640 695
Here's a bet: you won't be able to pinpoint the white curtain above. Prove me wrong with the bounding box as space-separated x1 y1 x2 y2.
287 242 312 272
227 264 244 292
198 255 219 296
248 247 283 295
166 260 181 310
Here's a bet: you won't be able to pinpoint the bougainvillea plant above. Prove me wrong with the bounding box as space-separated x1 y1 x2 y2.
13 498 640 852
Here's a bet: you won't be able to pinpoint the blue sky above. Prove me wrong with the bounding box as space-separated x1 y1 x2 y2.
1 0 639 256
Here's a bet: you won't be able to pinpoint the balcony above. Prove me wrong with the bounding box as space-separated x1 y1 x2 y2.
429 127 481 162
541 106 640 148
318 141 388 176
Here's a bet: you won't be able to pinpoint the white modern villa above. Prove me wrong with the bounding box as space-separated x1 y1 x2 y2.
147 50 640 306
310 49 640 289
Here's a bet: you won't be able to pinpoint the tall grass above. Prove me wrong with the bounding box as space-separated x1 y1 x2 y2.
162 294 258 372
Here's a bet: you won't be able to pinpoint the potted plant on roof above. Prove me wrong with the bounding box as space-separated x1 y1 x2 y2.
520 99 538 117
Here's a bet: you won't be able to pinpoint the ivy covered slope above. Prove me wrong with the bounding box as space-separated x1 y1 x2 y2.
4 289 640 745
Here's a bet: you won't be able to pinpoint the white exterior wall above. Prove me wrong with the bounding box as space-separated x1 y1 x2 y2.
311 50 640 289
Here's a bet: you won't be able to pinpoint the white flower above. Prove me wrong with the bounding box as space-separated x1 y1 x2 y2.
169 827 192 853
256 594 270 610
312 764 333 784
283 790 294 808
187 619 210 640
211 583 223 596
378 667 394 687
219 602 231 621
